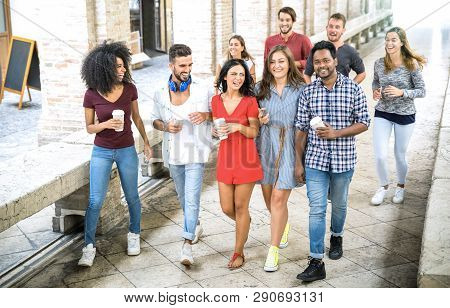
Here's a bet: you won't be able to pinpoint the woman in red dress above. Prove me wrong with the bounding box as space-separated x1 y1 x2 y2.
211 59 263 269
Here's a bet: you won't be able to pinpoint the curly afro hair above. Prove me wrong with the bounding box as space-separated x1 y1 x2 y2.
81 41 133 95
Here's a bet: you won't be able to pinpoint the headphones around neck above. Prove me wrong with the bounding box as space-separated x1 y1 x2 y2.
168 75 192 92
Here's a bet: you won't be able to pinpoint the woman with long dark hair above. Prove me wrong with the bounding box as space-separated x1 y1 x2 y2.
211 59 263 269
78 41 151 266
256 45 306 272
370 27 426 205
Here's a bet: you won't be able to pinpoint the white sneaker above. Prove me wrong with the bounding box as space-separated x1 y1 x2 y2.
78 244 96 267
180 242 194 266
127 232 141 256
371 187 388 205
392 187 405 204
192 222 203 244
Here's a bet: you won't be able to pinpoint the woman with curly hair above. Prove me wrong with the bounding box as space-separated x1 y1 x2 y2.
370 27 426 205
211 59 263 269
78 41 152 267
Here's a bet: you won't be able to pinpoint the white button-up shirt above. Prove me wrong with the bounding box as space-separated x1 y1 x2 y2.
151 82 213 167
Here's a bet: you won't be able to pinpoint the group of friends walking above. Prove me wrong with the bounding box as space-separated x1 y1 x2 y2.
77 7 426 283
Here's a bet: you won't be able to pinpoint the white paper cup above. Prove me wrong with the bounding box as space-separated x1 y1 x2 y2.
310 116 325 130
213 118 228 140
112 109 125 132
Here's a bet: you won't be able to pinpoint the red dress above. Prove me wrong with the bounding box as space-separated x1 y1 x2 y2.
211 95 263 184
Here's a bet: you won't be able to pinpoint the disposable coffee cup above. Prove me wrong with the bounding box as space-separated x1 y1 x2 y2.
170 118 183 128
112 109 124 132
213 118 228 140
310 116 325 130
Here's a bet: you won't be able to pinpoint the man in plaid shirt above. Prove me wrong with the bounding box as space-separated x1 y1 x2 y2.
294 41 370 282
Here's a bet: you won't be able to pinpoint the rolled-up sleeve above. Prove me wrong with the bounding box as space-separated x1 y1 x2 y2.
353 84 371 127
150 91 163 125
295 89 310 131
403 68 426 99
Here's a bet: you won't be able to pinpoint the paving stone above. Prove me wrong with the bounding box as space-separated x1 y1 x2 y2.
17 215 53 234
345 207 382 228
22 263 67 287
326 271 395 288
26 230 61 249
141 211 175 230
153 240 217 262
344 245 411 270
68 273 134 288
105 246 171 272
200 231 263 253
0 235 34 256
0 225 23 239
246 262 305 288
223 245 289 270
140 224 184 246
123 263 193 288
199 217 235 236
198 271 266 288
379 237 422 262
350 222 414 245
386 217 425 237
176 253 241 281
372 263 418 288
358 204 418 223
173 281 203 288
0 250 37 273
63 256 119 285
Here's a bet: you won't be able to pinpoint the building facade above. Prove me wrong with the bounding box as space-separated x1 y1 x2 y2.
0 0 392 144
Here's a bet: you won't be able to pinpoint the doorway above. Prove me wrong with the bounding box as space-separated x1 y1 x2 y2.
0 0 12 78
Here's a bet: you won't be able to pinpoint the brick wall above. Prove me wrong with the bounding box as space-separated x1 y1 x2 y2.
172 0 214 76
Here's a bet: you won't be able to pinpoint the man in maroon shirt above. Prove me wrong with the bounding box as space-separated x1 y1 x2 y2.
264 7 313 73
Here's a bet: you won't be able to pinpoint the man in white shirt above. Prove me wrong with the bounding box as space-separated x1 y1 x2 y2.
151 44 213 266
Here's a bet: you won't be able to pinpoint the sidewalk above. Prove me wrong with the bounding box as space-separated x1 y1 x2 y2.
14 4 450 288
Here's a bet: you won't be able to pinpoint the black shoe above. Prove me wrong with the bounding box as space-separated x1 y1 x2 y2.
296 258 326 282
329 235 343 260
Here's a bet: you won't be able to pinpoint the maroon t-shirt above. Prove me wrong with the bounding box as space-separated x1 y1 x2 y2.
83 83 138 149
264 32 313 71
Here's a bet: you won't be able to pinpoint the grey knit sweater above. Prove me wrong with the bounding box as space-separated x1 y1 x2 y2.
372 58 426 115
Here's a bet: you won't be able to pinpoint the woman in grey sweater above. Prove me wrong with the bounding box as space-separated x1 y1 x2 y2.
370 27 426 206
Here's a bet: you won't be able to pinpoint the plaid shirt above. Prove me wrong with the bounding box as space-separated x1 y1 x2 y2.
295 72 370 173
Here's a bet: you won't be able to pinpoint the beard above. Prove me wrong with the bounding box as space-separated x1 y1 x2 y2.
172 70 190 82
327 32 342 42
315 67 334 80
280 25 293 35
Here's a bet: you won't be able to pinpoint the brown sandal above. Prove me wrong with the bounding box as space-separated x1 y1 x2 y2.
228 252 245 269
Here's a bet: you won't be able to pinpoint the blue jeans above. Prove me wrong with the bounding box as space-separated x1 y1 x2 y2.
169 163 205 241
85 145 141 246
305 167 354 259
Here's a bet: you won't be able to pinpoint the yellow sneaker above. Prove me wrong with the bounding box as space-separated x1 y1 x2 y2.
264 245 279 272
279 222 290 249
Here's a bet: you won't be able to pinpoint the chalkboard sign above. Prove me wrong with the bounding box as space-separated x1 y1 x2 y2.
0 36 41 109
